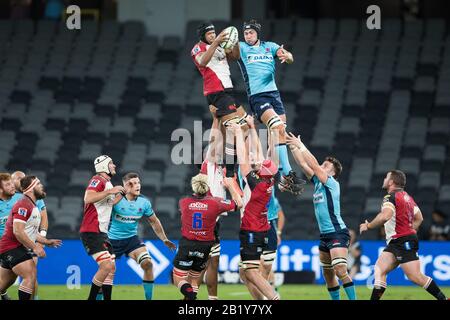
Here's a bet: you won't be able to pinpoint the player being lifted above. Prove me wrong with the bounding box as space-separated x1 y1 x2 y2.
360 170 448 300
286 133 357 300
107 172 176 300
191 21 248 186
79 155 127 300
0 176 61 300
227 19 305 195
230 121 280 300
172 173 242 300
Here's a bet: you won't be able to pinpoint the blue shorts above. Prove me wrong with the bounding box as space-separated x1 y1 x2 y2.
110 235 146 259
319 229 350 253
249 91 285 122
266 219 278 251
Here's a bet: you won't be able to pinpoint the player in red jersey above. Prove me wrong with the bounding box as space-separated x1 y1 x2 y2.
192 21 248 185
79 155 127 300
172 173 242 300
0 176 61 300
360 170 448 300
230 122 280 300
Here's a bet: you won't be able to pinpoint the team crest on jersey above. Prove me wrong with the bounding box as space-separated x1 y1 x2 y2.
266 47 270 52
90 179 100 188
18 207 28 216
192 46 200 55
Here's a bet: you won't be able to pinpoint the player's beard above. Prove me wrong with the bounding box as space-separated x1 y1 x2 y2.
35 189 46 200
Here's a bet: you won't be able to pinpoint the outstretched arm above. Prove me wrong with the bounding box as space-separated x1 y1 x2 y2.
285 133 314 180
229 123 251 177
276 45 294 64
147 214 176 251
285 132 328 183
359 207 394 234
226 41 240 61
205 117 221 163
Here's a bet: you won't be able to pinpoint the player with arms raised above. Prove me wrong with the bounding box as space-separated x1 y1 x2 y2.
360 170 448 300
286 133 356 300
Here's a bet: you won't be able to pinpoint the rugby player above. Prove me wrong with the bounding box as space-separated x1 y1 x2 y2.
172 173 242 300
360 170 448 300
191 21 249 185
227 19 305 195
79 155 126 300
10 171 48 299
0 176 61 300
107 172 176 300
286 133 357 300
231 122 280 300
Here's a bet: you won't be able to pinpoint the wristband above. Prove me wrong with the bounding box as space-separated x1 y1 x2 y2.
40 230 47 237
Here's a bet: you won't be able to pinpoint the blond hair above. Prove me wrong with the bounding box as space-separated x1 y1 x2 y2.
191 174 209 195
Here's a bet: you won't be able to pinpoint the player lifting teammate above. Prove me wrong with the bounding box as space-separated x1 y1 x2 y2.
360 170 448 300
286 133 357 300
172 173 242 300
191 21 248 185
230 121 280 300
0 176 61 300
227 19 305 195
107 172 176 300
79 155 127 300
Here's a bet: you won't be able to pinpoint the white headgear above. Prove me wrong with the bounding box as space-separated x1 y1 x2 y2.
94 155 113 174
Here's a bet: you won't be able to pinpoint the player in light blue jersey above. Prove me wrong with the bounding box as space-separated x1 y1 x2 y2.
228 19 305 196
106 172 176 300
286 132 357 300
0 173 17 300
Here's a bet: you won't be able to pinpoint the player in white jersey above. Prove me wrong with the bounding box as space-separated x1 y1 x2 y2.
79 155 127 300
0 176 61 300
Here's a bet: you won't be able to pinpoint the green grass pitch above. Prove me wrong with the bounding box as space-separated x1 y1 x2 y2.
16 284 450 300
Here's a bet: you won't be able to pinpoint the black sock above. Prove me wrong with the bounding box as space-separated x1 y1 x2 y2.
102 284 113 300
18 289 32 300
370 287 386 300
88 282 102 300
180 283 197 300
425 279 447 300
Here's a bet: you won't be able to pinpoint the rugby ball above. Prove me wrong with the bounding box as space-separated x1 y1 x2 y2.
220 26 239 50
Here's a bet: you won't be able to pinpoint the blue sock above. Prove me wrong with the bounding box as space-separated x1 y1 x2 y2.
143 280 154 300
327 286 340 300
275 144 292 176
343 282 357 300
96 292 104 300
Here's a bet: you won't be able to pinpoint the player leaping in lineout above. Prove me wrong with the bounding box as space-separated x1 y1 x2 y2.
191 21 249 191
227 19 306 195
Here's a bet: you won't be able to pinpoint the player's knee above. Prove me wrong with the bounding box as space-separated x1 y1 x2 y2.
137 251 152 269
331 257 348 277
141 259 153 271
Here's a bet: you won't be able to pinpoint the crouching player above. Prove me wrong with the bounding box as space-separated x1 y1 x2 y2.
107 172 176 300
172 173 242 300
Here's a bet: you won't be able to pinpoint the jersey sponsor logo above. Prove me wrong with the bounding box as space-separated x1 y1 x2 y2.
188 250 205 258
178 260 194 267
90 179 100 188
220 200 231 205
114 214 140 223
246 54 274 64
18 207 28 216
313 192 325 204
189 230 207 236
189 202 208 210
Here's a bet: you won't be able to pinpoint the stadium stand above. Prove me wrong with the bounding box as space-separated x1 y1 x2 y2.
0 18 449 240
